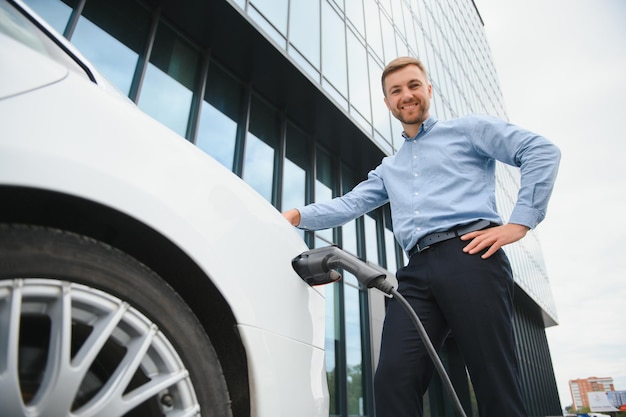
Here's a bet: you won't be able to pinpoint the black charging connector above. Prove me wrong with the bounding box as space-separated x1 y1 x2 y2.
292 245 390 288
292 245 468 417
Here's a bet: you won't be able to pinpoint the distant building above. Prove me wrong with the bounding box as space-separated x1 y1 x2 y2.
570 377 615 410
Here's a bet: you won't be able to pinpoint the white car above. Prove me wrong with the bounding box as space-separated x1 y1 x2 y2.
0 1 328 416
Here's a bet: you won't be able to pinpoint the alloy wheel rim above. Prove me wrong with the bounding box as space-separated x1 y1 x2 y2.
0 278 200 417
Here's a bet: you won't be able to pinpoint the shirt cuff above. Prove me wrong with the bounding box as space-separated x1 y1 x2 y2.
509 205 545 229
296 205 319 231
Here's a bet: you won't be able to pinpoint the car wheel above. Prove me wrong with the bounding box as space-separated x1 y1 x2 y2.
0 224 233 417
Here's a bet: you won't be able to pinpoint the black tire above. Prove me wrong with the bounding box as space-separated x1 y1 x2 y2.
0 224 233 417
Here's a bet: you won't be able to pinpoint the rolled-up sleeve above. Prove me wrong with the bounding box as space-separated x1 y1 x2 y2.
471 115 561 229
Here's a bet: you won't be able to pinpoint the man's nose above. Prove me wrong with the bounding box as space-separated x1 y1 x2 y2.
401 87 413 100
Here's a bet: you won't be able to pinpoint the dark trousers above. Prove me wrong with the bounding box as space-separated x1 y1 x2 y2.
374 237 528 417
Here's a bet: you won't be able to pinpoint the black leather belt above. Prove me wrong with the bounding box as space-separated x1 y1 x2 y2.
408 219 492 257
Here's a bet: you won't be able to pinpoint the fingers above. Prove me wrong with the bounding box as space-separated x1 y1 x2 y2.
461 229 501 259
460 224 528 259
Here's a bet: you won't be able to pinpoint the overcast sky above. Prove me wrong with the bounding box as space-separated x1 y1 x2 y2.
474 0 626 409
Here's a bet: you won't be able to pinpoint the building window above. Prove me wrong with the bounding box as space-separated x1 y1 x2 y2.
250 0 288 37
281 123 310 238
321 0 348 105
69 0 150 96
243 95 279 203
347 27 372 130
344 275 366 416
314 148 336 243
138 21 198 137
323 254 341 416
363 214 380 265
196 63 242 171
288 0 321 70
22 0 75 35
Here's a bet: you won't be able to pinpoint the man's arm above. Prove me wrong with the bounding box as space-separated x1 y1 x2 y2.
464 117 560 258
281 165 390 231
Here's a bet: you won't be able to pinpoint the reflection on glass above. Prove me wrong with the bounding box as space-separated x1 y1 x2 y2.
196 103 237 170
363 214 379 265
345 0 365 38
347 29 371 121
315 149 335 243
369 55 392 142
384 227 397 273
341 220 358 255
283 125 308 239
282 158 305 208
138 22 198 137
244 95 279 203
380 13 396 64
250 0 288 35
344 279 365 416
72 18 137 94
378 0 392 16
318 235 340 415
243 133 274 202
341 220 359 286
139 65 193 136
196 63 242 170
363 0 383 60
69 0 149 95
22 0 74 34
314 182 334 242
288 0 320 69
340 166 360 285
321 1 347 98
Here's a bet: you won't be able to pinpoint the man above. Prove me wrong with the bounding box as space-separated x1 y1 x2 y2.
283 56 560 417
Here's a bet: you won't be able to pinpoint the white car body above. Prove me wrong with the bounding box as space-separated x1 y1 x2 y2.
0 1 328 416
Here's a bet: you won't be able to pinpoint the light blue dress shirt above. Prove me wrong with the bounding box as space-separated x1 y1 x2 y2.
298 115 561 253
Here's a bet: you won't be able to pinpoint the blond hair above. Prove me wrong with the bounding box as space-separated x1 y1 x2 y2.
381 56 429 94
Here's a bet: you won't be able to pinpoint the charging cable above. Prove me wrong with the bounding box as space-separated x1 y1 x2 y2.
292 245 468 417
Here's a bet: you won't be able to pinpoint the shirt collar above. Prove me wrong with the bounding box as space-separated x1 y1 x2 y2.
402 116 438 141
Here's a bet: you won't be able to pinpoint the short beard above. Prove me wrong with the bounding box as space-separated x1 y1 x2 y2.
395 106 429 127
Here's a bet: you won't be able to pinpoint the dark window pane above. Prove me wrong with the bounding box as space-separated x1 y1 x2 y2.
197 103 237 170
345 282 365 415
22 0 75 34
322 255 339 416
363 214 379 265
138 22 199 136
70 0 150 94
282 124 308 209
243 96 279 202
196 64 242 170
315 148 335 243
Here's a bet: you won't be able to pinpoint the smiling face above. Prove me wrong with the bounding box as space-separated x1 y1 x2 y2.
383 64 432 138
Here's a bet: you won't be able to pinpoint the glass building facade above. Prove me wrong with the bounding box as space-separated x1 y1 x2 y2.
23 0 562 415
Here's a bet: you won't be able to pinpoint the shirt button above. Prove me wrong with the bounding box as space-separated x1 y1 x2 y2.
416 227 422 231
414 192 419 196
414 172 418 177
414 210 420 215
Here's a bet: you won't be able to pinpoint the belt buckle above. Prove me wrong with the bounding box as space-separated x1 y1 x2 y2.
416 242 430 253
